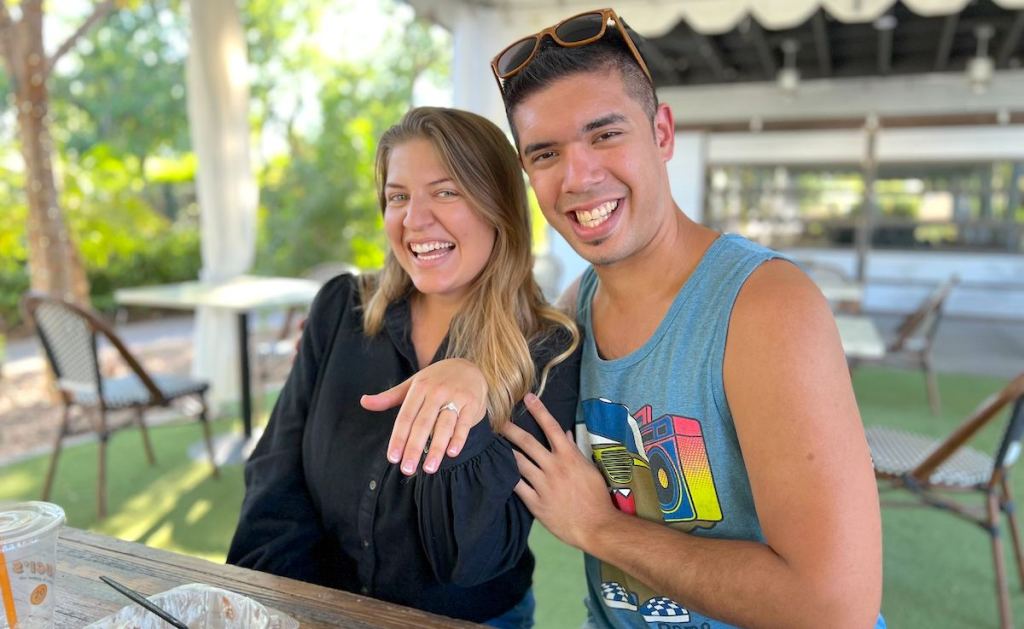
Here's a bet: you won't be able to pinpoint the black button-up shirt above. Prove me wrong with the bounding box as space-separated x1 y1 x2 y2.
227 274 580 622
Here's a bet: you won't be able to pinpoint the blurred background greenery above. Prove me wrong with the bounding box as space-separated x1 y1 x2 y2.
0 0 451 330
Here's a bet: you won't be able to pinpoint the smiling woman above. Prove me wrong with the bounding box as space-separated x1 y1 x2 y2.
381 138 497 311
228 107 581 628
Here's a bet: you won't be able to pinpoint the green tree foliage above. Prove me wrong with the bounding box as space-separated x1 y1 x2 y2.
50 0 191 180
252 0 451 275
0 0 451 330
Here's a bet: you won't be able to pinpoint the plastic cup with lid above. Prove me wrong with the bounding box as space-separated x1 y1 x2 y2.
0 501 66 629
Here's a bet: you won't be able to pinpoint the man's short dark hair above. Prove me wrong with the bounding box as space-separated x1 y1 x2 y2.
500 26 659 147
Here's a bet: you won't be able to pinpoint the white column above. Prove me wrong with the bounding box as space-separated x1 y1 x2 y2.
186 0 258 413
670 130 708 223
449 5 519 128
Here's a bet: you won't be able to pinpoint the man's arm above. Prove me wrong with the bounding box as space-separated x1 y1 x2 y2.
506 260 882 629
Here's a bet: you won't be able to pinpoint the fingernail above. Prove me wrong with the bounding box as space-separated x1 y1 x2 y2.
401 462 415 475
388 449 400 463
525 393 538 403
423 459 437 474
448 446 460 456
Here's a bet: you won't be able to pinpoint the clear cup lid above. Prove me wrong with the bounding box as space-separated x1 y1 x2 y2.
0 501 66 548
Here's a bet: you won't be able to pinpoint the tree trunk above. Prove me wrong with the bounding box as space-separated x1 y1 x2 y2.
12 2 90 305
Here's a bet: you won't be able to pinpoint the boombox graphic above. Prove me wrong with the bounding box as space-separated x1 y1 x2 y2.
582 398 720 622
584 399 722 526
635 405 723 524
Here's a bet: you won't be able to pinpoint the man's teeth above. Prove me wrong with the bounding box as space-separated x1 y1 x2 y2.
575 200 618 228
410 241 454 259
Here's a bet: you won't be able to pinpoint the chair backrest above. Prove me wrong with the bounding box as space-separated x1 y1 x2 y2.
911 371 1024 486
889 274 959 353
21 292 163 404
994 395 1024 473
22 293 103 398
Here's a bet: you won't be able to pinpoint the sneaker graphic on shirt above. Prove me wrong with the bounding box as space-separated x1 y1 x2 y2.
639 596 690 623
600 581 638 611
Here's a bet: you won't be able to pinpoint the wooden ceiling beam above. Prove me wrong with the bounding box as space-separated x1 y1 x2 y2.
878 27 894 75
997 12 1024 68
746 20 778 78
934 14 958 71
813 12 833 77
692 32 731 80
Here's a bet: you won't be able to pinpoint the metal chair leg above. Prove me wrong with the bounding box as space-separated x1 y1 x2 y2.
97 431 109 520
95 408 110 520
989 492 1014 629
923 353 941 415
1000 478 1024 590
199 394 219 478
42 404 72 501
134 407 157 466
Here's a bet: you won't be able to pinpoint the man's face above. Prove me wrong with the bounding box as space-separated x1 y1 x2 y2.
511 69 674 267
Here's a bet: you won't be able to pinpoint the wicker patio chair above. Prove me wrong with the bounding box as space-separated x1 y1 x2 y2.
21 292 218 519
866 371 1024 629
882 275 958 415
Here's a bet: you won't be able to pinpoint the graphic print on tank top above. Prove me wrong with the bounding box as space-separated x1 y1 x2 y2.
583 397 723 625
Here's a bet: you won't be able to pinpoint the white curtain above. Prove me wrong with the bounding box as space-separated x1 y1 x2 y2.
185 0 258 413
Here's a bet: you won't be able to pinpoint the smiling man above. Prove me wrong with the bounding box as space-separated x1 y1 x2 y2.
493 9 884 629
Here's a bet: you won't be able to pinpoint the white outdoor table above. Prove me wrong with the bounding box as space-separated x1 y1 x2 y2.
835 314 886 360
815 276 865 305
114 275 321 437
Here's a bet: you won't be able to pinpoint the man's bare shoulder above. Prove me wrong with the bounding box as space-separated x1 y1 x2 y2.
731 259 830 332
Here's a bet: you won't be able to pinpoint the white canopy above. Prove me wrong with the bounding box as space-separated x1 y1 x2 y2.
623 0 1024 36
412 0 1024 37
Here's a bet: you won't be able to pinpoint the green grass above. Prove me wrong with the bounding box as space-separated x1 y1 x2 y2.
854 367 1024 628
0 418 244 562
2 368 1023 627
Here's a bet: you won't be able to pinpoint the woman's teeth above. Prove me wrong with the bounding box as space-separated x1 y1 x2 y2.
575 200 618 228
410 241 454 259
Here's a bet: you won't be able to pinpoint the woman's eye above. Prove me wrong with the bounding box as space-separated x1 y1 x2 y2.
437 190 458 198
388 193 408 203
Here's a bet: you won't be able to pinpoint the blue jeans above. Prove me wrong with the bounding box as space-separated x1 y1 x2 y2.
485 588 535 629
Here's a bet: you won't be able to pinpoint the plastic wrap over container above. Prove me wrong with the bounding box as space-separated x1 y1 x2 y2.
85 583 299 629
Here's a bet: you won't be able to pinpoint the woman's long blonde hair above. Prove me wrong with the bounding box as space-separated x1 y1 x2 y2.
361 107 578 430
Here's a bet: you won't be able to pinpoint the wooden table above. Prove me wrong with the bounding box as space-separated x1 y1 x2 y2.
56 528 478 628
115 275 321 437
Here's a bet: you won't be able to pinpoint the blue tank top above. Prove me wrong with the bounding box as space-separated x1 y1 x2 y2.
576 233 782 629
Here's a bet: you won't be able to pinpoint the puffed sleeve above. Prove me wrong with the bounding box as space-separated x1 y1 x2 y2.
226 275 351 581
412 329 581 587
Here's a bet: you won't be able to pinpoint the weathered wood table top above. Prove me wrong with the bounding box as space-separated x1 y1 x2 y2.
55 527 479 628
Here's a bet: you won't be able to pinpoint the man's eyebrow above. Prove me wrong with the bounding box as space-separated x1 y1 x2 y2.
583 113 627 133
521 114 628 156
522 140 555 156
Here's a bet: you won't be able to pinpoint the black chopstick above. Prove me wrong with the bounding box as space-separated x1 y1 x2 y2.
99 576 189 629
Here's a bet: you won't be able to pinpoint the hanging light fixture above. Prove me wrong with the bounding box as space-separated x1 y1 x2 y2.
777 38 800 94
966 24 995 95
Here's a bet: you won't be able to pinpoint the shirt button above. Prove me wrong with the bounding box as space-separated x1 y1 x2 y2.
360 585 369 595
361 539 370 549
368 479 377 491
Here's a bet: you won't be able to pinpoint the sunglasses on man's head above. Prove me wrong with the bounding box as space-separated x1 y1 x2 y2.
490 8 653 92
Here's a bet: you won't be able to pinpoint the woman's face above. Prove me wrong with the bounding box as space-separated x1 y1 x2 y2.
383 138 497 305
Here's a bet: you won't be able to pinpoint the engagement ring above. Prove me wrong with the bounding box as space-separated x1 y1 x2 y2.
440 401 460 416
